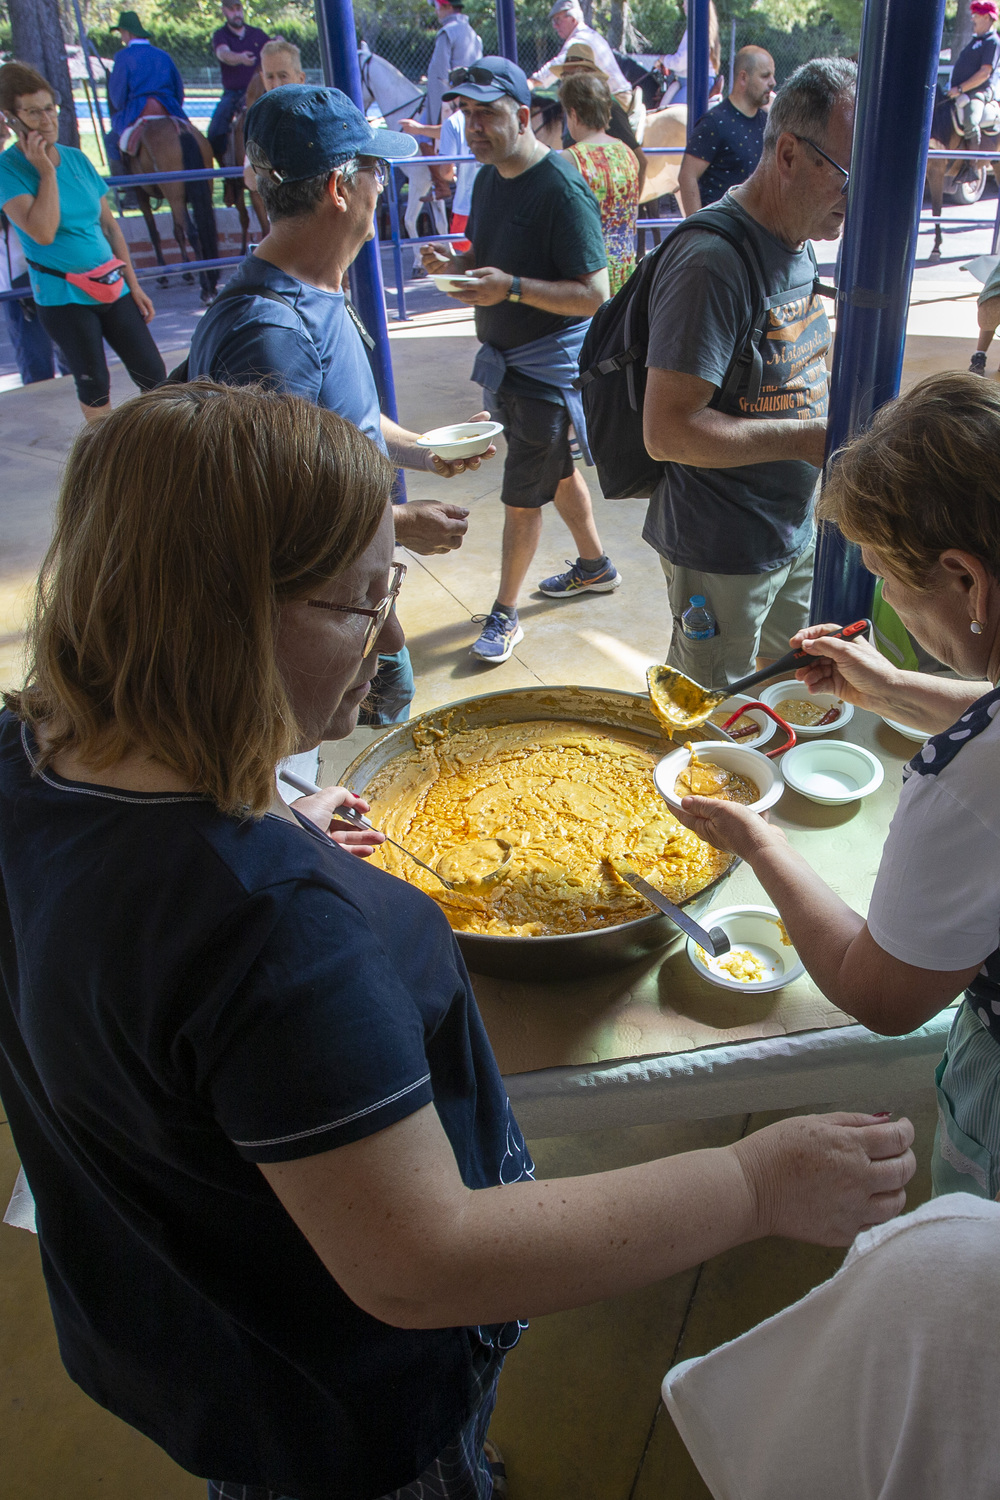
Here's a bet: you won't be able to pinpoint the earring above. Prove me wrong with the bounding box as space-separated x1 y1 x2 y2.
971 619 985 635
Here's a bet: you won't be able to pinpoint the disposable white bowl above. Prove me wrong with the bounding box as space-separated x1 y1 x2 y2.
706 693 777 748
780 739 884 806
686 904 805 992
881 714 933 743
759 679 854 736
653 741 784 815
415 420 503 461
432 273 481 293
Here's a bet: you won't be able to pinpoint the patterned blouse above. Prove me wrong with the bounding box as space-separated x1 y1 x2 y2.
564 139 640 296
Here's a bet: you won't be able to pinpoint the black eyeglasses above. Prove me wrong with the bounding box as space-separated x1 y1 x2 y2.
794 134 849 195
448 64 500 86
305 562 406 658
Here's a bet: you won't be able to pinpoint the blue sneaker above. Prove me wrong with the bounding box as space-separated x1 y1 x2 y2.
470 610 524 663
538 558 622 598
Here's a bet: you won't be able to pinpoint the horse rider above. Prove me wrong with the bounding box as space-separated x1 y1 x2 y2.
208 0 269 166
949 0 1000 151
105 11 189 171
529 0 632 105
419 0 483 128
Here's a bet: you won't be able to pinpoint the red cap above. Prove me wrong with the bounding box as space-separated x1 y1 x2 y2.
972 0 998 15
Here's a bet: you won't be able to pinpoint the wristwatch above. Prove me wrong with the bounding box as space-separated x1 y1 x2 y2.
507 275 522 303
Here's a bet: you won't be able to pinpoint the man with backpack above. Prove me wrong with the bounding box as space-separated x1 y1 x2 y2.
638 59 853 687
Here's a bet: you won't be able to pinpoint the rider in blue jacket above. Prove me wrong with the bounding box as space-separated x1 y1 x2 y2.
106 11 189 168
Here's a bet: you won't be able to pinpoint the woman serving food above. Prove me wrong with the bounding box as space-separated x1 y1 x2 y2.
676 371 1000 1201
0 382 912 1500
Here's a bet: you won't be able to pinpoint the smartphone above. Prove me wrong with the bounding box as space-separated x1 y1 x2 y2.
2 111 29 142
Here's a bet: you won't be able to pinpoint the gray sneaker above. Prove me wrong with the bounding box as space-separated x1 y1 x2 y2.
970 350 988 375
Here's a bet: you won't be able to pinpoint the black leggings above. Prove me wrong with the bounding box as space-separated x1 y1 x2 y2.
37 295 166 409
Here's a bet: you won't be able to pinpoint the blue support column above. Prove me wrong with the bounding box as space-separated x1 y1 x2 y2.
314 0 404 486
496 0 518 65
811 0 946 623
687 0 710 140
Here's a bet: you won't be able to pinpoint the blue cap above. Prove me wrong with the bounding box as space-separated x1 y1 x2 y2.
245 84 418 185
443 56 532 108
689 595 706 606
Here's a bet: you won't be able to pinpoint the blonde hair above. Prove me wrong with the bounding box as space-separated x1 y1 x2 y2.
6 382 393 817
261 37 303 72
819 372 1000 589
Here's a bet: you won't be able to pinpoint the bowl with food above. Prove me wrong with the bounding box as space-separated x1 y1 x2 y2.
686 905 804 992
431 272 483 294
759 680 854 736
415 420 503 461
341 686 743 978
706 695 777 748
653 741 784 817
779 740 884 806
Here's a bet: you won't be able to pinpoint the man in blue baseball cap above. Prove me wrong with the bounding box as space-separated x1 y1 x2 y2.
189 84 495 725
421 58 618 665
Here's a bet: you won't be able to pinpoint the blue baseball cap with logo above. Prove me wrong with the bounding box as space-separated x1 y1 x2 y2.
245 84 418 184
442 56 532 108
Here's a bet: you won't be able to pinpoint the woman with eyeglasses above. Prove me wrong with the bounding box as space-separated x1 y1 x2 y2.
0 382 914 1500
0 61 164 422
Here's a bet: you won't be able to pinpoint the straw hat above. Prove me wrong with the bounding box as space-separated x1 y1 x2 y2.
549 42 610 81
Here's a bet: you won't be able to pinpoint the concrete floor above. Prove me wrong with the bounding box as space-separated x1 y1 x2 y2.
0 260 973 1499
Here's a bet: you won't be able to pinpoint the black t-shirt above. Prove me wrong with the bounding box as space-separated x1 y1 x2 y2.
466 151 606 400
0 712 533 1500
951 29 1000 94
686 98 767 205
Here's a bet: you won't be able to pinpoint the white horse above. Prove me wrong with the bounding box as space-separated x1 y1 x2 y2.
358 46 450 240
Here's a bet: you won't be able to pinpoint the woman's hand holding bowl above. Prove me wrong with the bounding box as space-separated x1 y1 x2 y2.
291 786 385 859
675 793 782 861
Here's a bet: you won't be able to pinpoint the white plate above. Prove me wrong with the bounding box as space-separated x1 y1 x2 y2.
414 420 503 460
653 741 783 815
881 715 933 743
780 739 884 805
759 679 854 736
432 273 481 293
686 905 804 992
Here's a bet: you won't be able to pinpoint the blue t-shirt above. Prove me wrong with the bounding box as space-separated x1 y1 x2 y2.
952 29 1000 94
685 98 767 206
0 711 532 1498
187 254 384 451
0 143 122 308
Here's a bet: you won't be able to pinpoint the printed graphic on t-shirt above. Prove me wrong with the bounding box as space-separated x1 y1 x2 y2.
738 291 830 421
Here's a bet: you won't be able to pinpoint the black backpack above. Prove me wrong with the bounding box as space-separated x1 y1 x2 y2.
577 205 786 500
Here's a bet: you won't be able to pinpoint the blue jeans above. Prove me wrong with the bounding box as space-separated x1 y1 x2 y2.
359 646 415 726
208 87 247 160
4 275 62 384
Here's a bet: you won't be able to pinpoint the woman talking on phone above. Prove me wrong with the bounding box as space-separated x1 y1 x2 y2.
0 62 164 420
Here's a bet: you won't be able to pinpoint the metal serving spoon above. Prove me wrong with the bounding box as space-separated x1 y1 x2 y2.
278 768 512 895
607 855 731 958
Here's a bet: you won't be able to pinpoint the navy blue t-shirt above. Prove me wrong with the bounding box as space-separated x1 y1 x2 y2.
685 98 767 206
952 29 1000 94
187 254 385 452
0 711 532 1499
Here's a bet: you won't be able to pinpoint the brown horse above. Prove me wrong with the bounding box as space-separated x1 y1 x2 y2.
222 71 268 253
926 92 1000 260
124 117 220 303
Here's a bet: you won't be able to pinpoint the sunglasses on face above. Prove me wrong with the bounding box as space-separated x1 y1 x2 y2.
305 561 406 659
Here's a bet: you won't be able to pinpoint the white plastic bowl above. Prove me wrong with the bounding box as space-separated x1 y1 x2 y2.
431 273 481 293
686 904 805 992
414 420 503 461
759 679 854 736
653 741 784 815
706 694 777 748
780 739 884 805
881 714 933 743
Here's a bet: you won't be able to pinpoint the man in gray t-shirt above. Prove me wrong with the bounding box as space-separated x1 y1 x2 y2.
642 59 855 687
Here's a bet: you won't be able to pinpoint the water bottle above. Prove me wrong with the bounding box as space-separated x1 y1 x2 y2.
681 595 717 641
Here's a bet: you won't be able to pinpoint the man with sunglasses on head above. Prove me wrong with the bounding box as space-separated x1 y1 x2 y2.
422 57 619 664
189 86 494 726
640 59 854 690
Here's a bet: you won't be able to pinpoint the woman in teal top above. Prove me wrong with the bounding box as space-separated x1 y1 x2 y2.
0 61 164 420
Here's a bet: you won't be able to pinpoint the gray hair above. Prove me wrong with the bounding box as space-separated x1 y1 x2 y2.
246 141 360 220
762 57 857 155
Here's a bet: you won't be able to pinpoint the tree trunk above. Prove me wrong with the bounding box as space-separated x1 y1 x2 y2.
8 0 80 148
954 0 973 61
609 1 645 52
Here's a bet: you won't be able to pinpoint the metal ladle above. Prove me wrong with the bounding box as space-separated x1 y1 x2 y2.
278 769 512 895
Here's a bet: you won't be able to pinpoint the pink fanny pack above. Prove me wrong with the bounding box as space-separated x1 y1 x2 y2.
27 256 126 304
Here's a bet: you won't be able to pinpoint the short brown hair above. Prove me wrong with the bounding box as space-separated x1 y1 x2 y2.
6 382 393 817
559 72 612 132
0 61 55 115
819 371 1000 589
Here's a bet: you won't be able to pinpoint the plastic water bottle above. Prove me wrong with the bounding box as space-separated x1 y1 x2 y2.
681 595 717 640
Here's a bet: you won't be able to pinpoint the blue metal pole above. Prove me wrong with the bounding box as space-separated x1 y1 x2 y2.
496 0 518 66
687 0 710 141
385 164 409 322
314 0 402 443
811 0 947 624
